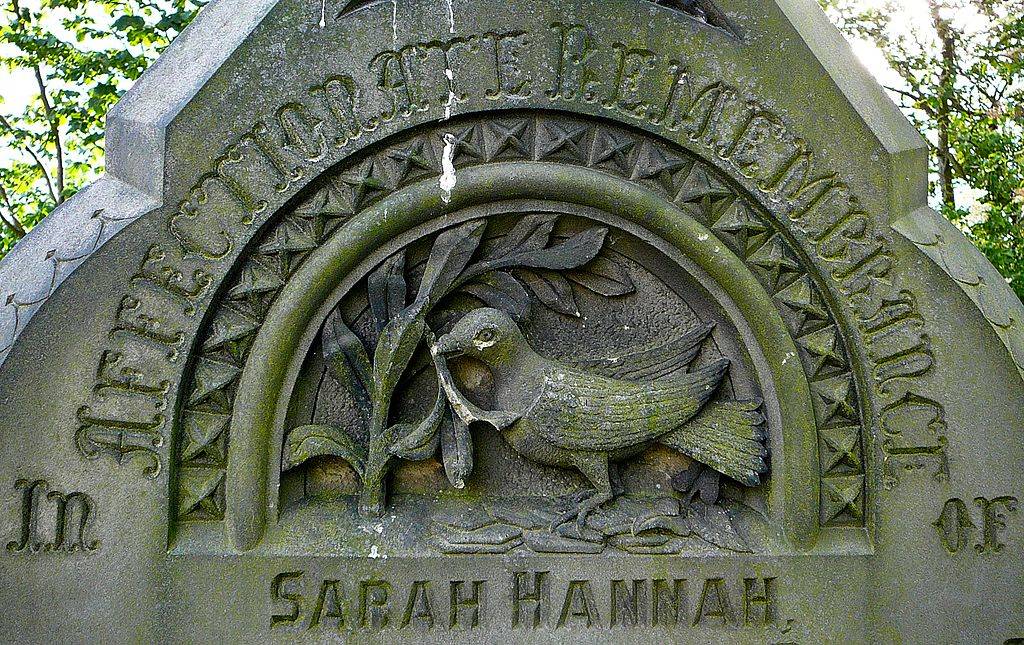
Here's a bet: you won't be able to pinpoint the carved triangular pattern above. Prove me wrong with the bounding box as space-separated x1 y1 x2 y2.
203 305 260 352
632 142 688 195
819 424 862 473
673 163 731 205
385 137 438 185
259 216 319 255
711 200 770 255
536 119 592 162
820 474 864 523
798 324 848 379
339 157 391 212
810 372 858 427
591 128 639 175
748 235 802 292
776 276 830 336
181 430 229 466
188 357 241 407
484 118 534 161
228 258 285 300
178 467 226 519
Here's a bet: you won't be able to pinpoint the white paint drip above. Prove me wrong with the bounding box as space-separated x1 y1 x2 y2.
445 0 456 33
319 0 326 28
439 133 457 203
443 67 457 120
391 0 398 46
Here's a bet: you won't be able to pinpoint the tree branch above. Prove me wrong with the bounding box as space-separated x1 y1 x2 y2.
928 0 957 210
0 182 27 238
0 114 58 205
9 0 64 203
883 84 933 114
32 66 64 204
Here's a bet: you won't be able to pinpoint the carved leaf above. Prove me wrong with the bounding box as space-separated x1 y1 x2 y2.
322 309 372 418
440 414 474 489
284 425 367 476
461 271 532 320
524 531 605 554
497 226 608 272
672 463 704 498
518 269 580 317
415 220 487 306
371 307 427 406
688 502 749 552
672 463 722 505
568 254 636 296
697 468 721 505
719 483 770 520
443 524 523 546
389 389 448 461
367 251 407 331
485 213 557 259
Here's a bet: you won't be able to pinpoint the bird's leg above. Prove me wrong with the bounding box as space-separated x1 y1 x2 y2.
609 462 625 497
572 455 614 533
549 455 614 533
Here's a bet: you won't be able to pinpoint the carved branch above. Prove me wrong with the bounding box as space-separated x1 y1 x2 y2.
429 338 519 430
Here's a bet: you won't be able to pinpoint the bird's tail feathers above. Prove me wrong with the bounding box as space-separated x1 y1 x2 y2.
659 398 768 486
686 358 731 410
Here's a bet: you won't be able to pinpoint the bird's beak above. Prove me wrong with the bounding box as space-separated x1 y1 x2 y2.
432 332 465 358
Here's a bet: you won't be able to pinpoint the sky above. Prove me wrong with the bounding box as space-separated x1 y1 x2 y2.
0 0 996 208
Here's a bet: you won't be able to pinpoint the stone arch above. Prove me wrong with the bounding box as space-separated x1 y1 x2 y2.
169 112 873 555
223 161 820 551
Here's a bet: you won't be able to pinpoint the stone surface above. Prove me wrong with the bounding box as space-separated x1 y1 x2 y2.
0 0 1022 642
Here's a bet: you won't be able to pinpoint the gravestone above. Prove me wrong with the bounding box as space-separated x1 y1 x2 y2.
1 0 1022 641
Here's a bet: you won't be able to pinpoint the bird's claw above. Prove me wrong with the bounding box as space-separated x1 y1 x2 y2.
548 510 578 533
548 496 590 532
631 516 657 536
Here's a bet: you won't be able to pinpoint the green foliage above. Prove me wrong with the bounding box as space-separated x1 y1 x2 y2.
0 0 205 253
821 0 1024 300
950 108 1024 298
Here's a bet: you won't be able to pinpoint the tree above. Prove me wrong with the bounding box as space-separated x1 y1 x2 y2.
820 0 1024 300
0 0 204 254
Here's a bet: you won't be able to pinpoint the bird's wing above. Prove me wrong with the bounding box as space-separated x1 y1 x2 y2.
570 322 715 381
532 359 730 452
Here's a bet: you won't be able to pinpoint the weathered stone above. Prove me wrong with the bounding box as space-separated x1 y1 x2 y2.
0 0 1022 641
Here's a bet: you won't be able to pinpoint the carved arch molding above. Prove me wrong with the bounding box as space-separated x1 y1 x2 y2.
171 112 869 554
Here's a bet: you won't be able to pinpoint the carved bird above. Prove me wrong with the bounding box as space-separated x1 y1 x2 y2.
432 308 768 530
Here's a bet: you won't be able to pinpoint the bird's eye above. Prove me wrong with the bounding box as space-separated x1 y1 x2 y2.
476 329 496 343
